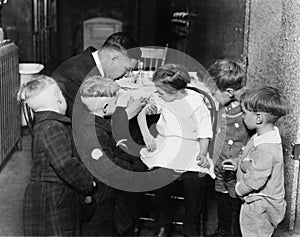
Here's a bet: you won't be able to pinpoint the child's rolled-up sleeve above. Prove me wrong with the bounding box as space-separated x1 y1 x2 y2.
236 148 273 196
43 123 94 194
194 103 213 139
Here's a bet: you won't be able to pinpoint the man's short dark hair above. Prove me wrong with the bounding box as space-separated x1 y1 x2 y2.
102 32 141 60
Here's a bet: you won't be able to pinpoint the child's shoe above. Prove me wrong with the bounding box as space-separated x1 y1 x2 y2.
208 227 231 237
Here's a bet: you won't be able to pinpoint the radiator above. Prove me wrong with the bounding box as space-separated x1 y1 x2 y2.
0 40 20 166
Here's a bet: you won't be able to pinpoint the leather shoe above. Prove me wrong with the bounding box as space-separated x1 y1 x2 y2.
155 225 171 237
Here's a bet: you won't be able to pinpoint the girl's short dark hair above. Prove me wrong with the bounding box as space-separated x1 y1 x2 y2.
152 64 190 93
240 86 288 122
207 59 246 91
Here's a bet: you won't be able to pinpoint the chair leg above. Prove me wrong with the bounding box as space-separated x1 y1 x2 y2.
199 205 206 237
133 220 140 237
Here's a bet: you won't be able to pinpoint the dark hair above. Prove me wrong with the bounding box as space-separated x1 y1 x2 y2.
240 86 288 122
207 59 246 91
102 32 141 59
152 64 190 93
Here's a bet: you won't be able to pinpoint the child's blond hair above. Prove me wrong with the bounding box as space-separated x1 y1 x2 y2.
80 76 120 98
17 75 57 103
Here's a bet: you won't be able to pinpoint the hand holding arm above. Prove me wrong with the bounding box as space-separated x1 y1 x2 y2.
125 96 147 119
145 103 158 115
137 107 157 152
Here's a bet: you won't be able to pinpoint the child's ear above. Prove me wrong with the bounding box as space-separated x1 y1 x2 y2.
225 88 235 98
103 102 109 114
111 56 117 65
256 113 264 125
110 51 119 65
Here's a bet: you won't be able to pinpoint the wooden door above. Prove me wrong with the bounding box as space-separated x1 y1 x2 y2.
33 0 57 75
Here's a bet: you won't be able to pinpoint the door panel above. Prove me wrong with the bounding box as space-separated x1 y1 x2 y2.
33 0 57 74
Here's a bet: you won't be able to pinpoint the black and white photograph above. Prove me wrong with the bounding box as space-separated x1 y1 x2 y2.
0 0 300 236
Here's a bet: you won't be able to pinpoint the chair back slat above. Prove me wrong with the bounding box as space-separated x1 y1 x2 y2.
139 45 168 71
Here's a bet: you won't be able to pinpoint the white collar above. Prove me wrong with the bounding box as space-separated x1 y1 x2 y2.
253 126 282 147
92 51 105 77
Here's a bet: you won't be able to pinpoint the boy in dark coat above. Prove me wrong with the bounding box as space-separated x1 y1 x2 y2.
18 75 96 236
74 76 145 236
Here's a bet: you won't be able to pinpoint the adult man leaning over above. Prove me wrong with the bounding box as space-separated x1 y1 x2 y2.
52 32 144 119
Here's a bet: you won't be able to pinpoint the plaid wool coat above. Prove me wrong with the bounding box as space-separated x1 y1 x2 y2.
23 111 94 236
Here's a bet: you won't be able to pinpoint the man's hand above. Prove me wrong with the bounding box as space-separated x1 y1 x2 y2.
125 96 147 119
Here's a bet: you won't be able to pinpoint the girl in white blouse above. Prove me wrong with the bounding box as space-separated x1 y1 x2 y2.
137 64 214 236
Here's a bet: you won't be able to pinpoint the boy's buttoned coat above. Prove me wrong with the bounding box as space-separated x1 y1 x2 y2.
213 104 250 198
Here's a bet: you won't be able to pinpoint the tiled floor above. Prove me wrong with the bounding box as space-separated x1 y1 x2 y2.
0 134 299 236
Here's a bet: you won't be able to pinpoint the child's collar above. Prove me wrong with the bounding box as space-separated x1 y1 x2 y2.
34 111 70 124
225 100 240 111
253 126 281 147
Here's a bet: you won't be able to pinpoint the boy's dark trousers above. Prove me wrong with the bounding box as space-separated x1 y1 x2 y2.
210 192 242 237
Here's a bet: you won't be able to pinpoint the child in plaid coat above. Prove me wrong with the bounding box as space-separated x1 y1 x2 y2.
18 75 96 236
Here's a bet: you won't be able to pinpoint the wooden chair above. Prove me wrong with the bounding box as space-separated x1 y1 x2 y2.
135 86 218 236
139 45 168 71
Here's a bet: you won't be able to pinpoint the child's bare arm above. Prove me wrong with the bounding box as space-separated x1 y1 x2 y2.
197 138 210 168
137 106 156 152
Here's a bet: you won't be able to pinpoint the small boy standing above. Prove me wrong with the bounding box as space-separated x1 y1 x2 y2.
236 86 287 237
204 59 250 237
18 75 96 236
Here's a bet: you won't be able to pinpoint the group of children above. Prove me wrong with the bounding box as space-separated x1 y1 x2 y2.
19 58 288 237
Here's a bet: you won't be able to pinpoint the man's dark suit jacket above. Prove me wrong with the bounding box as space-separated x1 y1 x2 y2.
52 46 99 118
